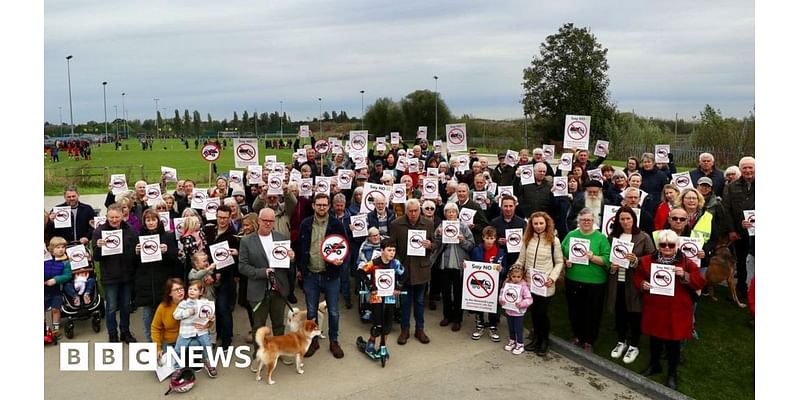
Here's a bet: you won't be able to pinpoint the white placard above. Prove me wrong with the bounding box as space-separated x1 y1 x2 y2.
473 191 488 210
433 140 443 154
743 210 755 236
267 173 284 195
422 177 439 199
52 206 72 228
376 143 386 152
552 177 568 197
233 138 259 168
145 183 162 206
505 228 523 253
349 131 369 156
529 269 549 297
610 238 634 269
101 229 124 256
246 165 263 184
299 178 314 198
173 218 185 239
458 208 476 225
263 155 277 173
299 125 310 138
315 176 332 195
66 245 89 270
505 150 519 167
519 165 535 185
190 188 208 209
229 170 244 187
568 237 591 265
601 205 641 236
563 115 591 150
442 220 461 244
272 162 286 175
654 145 669 164
156 353 177 382
500 282 522 313
209 241 235 269
161 166 178 182
588 168 603 182
461 261 500 313
497 185 514 199
396 156 407 172
488 183 497 197
594 140 609 157
407 158 419 173
109 174 129 195
93 216 107 230
407 229 427 257
361 183 391 214
390 132 400 144
392 184 407 204
330 138 343 154
679 236 703 266
336 169 353 190
417 126 428 140
158 212 171 232
353 154 368 170
375 269 396 297
296 150 307 164
139 234 163 263
44 245 51 261
457 155 470 172
203 197 220 221
649 263 675 296
426 167 439 177
558 153 573 171
542 145 556 162
446 123 467 152
350 214 368 238
268 240 292 269
289 169 302 183
672 172 694 191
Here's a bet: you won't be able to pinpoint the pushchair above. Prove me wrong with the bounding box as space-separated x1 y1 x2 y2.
60 276 104 339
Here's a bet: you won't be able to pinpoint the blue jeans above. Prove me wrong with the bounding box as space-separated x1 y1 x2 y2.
103 282 131 336
401 283 426 330
141 305 154 343
174 334 213 368
215 280 235 347
63 278 96 302
303 273 340 341
506 315 524 344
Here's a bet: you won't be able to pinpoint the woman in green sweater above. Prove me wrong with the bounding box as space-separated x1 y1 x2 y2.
151 278 185 360
562 208 611 353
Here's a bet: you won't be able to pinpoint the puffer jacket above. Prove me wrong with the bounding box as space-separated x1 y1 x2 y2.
512 232 564 297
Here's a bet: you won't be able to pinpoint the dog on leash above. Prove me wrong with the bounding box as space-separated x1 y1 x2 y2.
286 301 328 339
253 320 322 385
705 237 747 308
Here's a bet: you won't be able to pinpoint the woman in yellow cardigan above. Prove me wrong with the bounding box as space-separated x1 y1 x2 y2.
151 278 185 359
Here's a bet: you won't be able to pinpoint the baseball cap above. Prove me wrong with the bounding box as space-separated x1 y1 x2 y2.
698 177 713 186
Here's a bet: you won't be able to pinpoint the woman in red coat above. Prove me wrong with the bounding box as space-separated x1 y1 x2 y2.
634 229 705 390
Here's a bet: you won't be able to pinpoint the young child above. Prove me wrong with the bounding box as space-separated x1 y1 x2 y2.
468 226 506 342
44 237 73 337
498 265 533 355
64 266 95 306
187 252 218 343
356 239 405 355
172 280 217 378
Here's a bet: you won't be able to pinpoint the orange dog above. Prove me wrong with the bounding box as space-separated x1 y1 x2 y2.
254 320 321 385
706 237 747 308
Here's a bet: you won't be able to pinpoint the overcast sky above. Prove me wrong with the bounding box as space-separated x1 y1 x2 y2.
43 0 754 127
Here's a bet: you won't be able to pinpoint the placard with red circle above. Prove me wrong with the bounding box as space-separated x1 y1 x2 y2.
566 120 588 140
236 142 257 161
314 139 330 154
466 270 495 299
201 143 221 162
320 234 350 264
653 270 673 287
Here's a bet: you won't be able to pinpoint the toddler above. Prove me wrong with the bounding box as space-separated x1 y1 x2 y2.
172 280 217 378
498 265 533 355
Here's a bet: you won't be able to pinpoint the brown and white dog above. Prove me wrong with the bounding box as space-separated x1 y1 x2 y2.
286 301 328 339
706 237 747 308
254 320 322 385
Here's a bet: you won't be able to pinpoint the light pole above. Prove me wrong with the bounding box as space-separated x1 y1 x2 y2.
102 82 109 142
279 101 283 137
121 92 128 138
58 106 63 136
523 112 528 149
254 109 258 137
318 97 322 135
114 105 118 136
360 90 365 129
66 55 75 138
154 98 160 140
433 75 438 141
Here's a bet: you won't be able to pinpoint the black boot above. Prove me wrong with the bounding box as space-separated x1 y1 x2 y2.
535 337 549 356
666 372 678 390
640 363 662 376
524 335 541 352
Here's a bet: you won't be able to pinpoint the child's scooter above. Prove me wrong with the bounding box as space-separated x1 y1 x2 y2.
356 290 405 368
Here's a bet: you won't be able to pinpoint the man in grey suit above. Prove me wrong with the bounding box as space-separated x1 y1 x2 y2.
239 208 295 346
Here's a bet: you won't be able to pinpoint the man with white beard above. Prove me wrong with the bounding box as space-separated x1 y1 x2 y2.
568 180 604 231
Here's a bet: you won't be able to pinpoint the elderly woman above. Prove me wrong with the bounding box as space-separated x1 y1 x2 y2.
355 227 384 321
653 184 680 231
348 186 364 216
422 199 444 311
606 206 656 364
724 166 741 185
635 230 705 390
562 208 611 353
434 202 475 332
117 196 141 233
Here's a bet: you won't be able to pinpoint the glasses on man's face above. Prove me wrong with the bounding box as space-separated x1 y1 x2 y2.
659 243 676 249
671 217 687 222
578 218 593 223
259 219 275 224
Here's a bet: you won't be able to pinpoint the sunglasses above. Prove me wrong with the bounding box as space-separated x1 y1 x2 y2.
659 243 676 249
671 217 687 222
424 207 435 211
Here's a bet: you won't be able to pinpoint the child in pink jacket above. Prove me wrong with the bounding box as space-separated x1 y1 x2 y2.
498 265 533 355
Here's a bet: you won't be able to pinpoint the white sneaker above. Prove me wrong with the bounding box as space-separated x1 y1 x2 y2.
511 343 525 355
504 339 515 351
622 346 640 364
610 342 628 359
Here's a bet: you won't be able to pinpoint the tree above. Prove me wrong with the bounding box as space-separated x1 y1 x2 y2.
242 110 249 133
364 97 404 136
192 111 201 136
173 110 183 135
400 89 452 140
522 23 615 142
322 111 331 121
183 110 191 136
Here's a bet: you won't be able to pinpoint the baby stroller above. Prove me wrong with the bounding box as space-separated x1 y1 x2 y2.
61 280 104 339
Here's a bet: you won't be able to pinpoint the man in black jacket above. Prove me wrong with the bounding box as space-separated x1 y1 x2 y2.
46 185 96 245
203 205 240 349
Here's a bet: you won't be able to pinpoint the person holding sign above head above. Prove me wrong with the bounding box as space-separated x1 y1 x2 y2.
433 203 475 332
297 193 348 359
511 212 563 356
46 185 97 246
134 209 178 343
634 230 705 390
561 208 610 353
605 206 656 365
92 203 139 344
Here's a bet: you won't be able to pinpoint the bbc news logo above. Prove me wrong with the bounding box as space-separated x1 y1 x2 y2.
60 343 253 371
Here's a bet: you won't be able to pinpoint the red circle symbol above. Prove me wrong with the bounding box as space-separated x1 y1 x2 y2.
409 234 425 249
201 144 221 162
571 243 588 258
466 270 495 299
69 248 85 263
314 140 330 154
214 247 230 261
521 168 532 179
532 273 546 288
105 234 121 249
657 148 669 158
112 178 126 188
507 233 521 246
613 245 628 260
364 190 383 212
236 143 256 161
555 180 566 191
448 127 465 144
680 242 698 258
676 176 690 187
205 201 218 214
353 219 366 231
54 210 70 222
443 224 459 238
424 181 437 194
653 270 673 287
566 121 588 140
503 288 518 302
560 155 571 166
146 188 160 199
269 176 282 189
351 136 366 151
316 180 329 193
272 245 288 260
377 274 393 289
142 240 159 255
320 234 350 264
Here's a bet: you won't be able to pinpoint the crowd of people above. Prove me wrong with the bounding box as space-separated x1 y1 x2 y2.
44 135 755 390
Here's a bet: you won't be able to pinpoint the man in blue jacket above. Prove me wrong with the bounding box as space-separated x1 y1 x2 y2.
46 185 96 245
